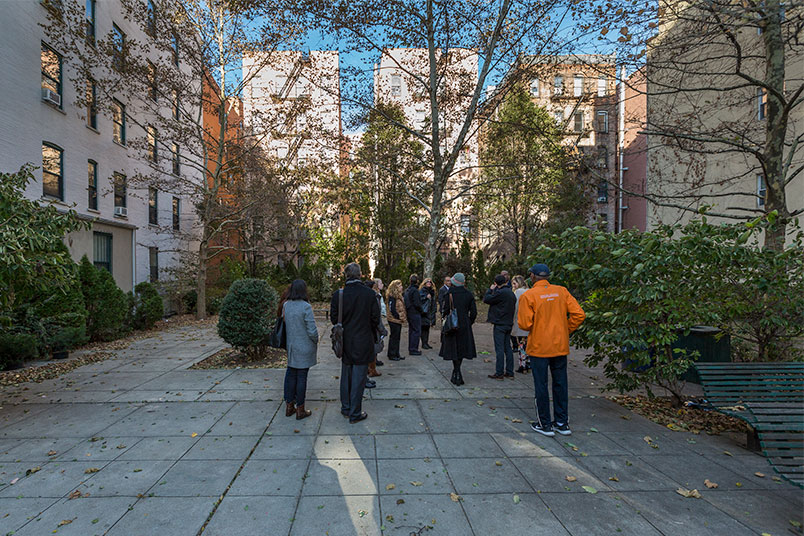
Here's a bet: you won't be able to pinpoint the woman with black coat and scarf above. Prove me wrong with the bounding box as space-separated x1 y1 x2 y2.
438 273 477 385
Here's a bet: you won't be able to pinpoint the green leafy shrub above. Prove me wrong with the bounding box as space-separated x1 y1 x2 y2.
182 289 197 314
49 326 86 352
206 287 227 316
217 278 278 359
131 282 164 330
0 332 38 370
78 256 128 341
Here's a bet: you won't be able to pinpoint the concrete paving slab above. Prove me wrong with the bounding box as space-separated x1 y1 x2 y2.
433 433 506 458
577 455 682 491
134 370 233 391
0 403 140 438
490 431 570 458
251 434 315 460
100 402 233 437
699 489 804 536
153 460 241 497
512 455 613 493
206 401 278 436
638 454 770 491
108 390 206 403
540 491 663 535
57 436 139 462
461 493 572 536
377 457 453 495
227 459 308 496
183 435 259 460
379 494 472 536
264 403 325 436
202 496 297 536
198 388 284 401
314 434 375 459
0 460 102 498
302 458 378 496
375 434 438 459
14 496 134 536
77 460 172 497
444 457 533 495
0 497 57 533
290 495 380 536
116 436 198 461
0 437 82 462
105 496 215 536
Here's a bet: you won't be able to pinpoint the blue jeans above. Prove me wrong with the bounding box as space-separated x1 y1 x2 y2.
530 355 568 428
284 367 309 405
493 324 514 375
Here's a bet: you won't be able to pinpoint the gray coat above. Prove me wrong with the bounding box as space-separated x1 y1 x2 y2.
283 300 319 369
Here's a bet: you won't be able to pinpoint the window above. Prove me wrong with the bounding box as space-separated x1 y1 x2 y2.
757 88 767 120
597 146 609 169
147 61 157 101
415 109 426 128
148 187 158 225
172 197 180 230
597 181 608 202
554 109 564 125
597 76 608 97
112 24 125 71
460 214 471 235
147 126 158 162
93 232 112 273
530 79 539 97
573 75 584 97
88 160 97 209
171 143 180 175
149 247 159 282
86 78 97 128
597 110 609 133
553 76 564 96
42 143 63 199
113 172 126 208
112 99 126 144
41 43 62 106
757 175 766 207
172 90 180 120
85 0 95 44
146 0 156 36
171 32 179 67
391 75 401 97
573 111 584 132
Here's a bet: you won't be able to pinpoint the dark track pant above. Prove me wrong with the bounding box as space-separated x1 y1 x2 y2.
421 325 431 346
284 367 309 405
530 355 569 428
408 313 421 353
340 363 368 419
387 322 402 358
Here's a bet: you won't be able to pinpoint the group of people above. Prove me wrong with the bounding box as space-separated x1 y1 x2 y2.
277 261 586 437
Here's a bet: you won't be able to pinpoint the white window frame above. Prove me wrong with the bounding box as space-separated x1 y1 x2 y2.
553 76 564 96
597 110 609 133
391 74 402 97
757 175 766 207
597 77 607 97
573 75 584 97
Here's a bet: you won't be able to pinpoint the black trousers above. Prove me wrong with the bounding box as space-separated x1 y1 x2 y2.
408 313 422 353
421 325 431 346
340 363 368 419
387 322 402 358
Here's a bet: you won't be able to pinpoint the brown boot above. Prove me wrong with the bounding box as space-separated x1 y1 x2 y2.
285 402 296 417
368 361 382 377
296 404 312 420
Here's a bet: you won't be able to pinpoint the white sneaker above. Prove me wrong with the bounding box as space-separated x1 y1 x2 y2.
530 423 555 437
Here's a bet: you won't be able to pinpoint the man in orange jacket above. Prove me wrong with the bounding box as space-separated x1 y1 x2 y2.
517 263 585 437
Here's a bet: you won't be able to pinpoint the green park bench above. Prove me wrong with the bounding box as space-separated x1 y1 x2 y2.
694 362 804 488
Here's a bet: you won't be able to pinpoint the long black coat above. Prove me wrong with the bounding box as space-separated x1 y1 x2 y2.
330 280 380 366
439 286 478 361
420 287 436 327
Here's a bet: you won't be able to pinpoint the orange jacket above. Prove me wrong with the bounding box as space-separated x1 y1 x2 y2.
517 280 585 358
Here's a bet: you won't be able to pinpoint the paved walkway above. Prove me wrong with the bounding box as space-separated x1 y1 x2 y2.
0 319 801 536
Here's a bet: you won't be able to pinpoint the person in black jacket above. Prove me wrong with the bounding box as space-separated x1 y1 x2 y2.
437 276 451 318
404 274 423 356
330 263 380 424
439 273 477 385
483 274 517 379
419 278 436 349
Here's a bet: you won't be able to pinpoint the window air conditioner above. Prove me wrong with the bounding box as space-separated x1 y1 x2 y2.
42 88 61 107
114 206 128 217
597 196 608 203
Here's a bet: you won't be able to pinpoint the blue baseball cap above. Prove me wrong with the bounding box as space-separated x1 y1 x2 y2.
528 264 550 277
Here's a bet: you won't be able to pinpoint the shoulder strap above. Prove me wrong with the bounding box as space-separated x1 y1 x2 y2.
449 293 454 308
338 289 343 324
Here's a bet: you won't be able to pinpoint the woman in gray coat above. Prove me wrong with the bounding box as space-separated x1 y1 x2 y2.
282 279 319 420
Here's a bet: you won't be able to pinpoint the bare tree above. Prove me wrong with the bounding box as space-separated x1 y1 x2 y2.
586 0 804 250
43 0 306 317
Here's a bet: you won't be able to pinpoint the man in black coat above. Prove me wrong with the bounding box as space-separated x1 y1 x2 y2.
483 274 517 379
437 276 452 318
404 274 423 356
330 263 380 423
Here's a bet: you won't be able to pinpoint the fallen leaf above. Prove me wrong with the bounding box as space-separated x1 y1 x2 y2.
58 519 74 527
84 467 100 474
676 487 702 499
385 514 394 522
47 450 57 456
723 450 733 457
589 427 599 433
609 476 619 482
449 492 462 502
582 486 598 494
494 461 503 466
394 404 405 409
191 433 198 438
704 479 718 489
754 472 765 478
396 499 405 505
643 436 652 443
9 478 19 485
293 429 300 434
358 510 367 518
565 476 577 482
385 483 396 490
513 494 521 504
511 418 522 423
410 481 423 487
735 482 743 488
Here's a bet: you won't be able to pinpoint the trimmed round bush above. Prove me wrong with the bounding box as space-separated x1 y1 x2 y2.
0 332 38 370
78 256 128 341
132 282 164 330
217 278 278 360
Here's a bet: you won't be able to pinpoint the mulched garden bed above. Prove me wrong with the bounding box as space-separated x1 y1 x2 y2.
611 394 751 435
189 346 287 369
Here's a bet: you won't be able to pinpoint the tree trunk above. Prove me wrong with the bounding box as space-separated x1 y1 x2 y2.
196 240 208 320
761 0 789 252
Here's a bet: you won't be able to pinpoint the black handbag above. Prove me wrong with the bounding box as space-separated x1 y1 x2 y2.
269 304 286 349
441 294 459 334
330 290 344 359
